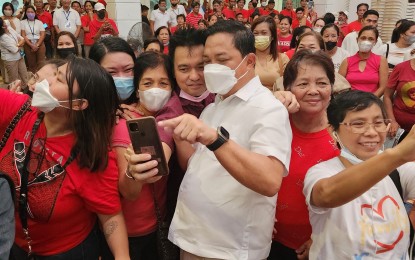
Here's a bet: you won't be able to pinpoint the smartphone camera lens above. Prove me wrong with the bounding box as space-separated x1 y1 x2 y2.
129 122 139 132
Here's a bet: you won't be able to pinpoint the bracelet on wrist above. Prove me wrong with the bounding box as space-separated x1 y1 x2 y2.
125 168 136 180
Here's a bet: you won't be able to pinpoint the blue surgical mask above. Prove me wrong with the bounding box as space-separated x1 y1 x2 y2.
113 77 135 101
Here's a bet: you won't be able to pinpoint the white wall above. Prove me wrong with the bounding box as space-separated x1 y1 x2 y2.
107 0 142 39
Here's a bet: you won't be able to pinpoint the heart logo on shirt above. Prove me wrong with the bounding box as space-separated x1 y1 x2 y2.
360 195 404 254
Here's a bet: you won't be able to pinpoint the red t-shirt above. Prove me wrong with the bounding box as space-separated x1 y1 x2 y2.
280 9 296 19
274 123 339 249
387 60 415 131
89 18 119 41
337 22 349 47
347 20 362 34
186 12 203 28
222 7 235 19
81 14 95 46
36 10 53 32
291 18 312 29
284 48 295 59
235 8 249 19
0 90 121 255
259 7 278 16
112 93 184 236
278 34 292 53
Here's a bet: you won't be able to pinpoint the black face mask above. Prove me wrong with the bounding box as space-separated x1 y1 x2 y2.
97 11 105 19
252 2 258 7
57 47 76 59
172 3 178 6
325 41 337 51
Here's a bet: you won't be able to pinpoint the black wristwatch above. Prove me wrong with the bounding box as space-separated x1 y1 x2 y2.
206 126 229 151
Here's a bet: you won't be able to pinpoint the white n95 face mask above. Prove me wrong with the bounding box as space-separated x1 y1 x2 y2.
203 56 249 95
31 79 61 113
358 40 373 52
139 88 171 112
31 79 84 113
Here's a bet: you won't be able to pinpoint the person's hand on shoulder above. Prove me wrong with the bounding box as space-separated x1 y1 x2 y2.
274 90 300 114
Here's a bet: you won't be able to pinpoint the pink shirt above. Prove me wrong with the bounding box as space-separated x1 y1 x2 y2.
346 52 381 93
111 92 184 236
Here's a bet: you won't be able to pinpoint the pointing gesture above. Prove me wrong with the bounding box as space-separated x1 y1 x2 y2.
158 114 218 146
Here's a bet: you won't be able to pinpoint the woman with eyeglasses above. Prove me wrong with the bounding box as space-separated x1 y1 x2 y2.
303 90 415 259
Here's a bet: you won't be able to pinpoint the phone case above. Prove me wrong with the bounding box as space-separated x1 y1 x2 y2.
126 117 169 176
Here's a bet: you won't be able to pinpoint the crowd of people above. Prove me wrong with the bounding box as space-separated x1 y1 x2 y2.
0 0 415 260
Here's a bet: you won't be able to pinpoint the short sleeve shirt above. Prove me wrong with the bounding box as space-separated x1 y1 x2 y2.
169 76 292 259
53 8 81 35
150 9 172 31
168 5 187 27
21 19 45 41
303 157 414 259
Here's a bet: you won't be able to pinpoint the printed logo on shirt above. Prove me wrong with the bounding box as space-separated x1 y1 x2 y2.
358 195 408 254
0 138 66 222
400 81 415 108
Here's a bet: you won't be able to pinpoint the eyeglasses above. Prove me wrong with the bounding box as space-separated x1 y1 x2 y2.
339 119 391 134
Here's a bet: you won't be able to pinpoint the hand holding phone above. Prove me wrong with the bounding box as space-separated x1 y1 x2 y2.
127 117 169 176
125 147 163 183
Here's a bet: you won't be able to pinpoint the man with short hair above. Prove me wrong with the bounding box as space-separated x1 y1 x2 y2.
164 28 216 219
47 0 58 15
162 20 292 259
53 0 81 38
280 0 295 19
71 1 83 56
168 0 187 27
259 0 278 16
186 2 203 28
347 3 369 33
150 0 172 32
222 0 236 19
235 0 249 23
342 9 383 54
141 4 150 25
34 0 53 58
291 7 311 29
336 10 349 46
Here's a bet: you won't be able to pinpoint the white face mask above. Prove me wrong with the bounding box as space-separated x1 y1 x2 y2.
404 34 415 45
139 88 171 112
203 56 249 95
313 27 322 33
31 79 82 113
261 2 267 7
358 40 373 52
4 10 13 16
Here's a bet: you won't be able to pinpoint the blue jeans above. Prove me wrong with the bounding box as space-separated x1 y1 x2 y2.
10 224 100 260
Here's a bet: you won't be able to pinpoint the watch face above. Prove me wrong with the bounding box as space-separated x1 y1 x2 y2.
218 126 230 139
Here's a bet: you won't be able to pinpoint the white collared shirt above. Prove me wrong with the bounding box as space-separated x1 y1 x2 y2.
167 5 186 27
150 9 172 31
168 76 292 260
53 7 81 35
